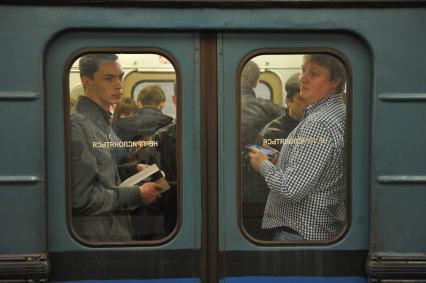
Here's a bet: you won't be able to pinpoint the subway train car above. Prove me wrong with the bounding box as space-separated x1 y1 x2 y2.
0 0 426 282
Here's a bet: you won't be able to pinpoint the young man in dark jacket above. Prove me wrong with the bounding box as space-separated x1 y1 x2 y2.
70 54 162 241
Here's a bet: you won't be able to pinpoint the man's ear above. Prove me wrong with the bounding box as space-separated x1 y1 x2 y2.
331 78 341 90
172 95 177 106
81 76 92 89
159 101 165 110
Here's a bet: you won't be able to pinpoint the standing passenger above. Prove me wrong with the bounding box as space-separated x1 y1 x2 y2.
111 96 139 166
112 96 138 121
249 54 347 241
112 85 173 142
241 61 283 216
129 85 178 240
151 87 179 236
243 73 307 239
241 61 283 146
255 72 307 151
70 54 161 241
125 85 175 240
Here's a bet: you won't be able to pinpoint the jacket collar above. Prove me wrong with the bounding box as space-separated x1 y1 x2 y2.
241 87 256 97
76 95 111 135
134 106 162 114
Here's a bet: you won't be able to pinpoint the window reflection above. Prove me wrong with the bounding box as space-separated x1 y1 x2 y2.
241 54 348 242
68 53 178 242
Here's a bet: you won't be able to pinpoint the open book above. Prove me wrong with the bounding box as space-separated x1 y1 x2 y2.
120 164 170 193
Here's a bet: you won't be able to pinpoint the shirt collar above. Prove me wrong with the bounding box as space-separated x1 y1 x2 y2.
303 93 343 117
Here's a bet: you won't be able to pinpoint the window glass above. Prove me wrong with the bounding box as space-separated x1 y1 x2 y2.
254 81 272 101
68 53 178 243
241 54 349 242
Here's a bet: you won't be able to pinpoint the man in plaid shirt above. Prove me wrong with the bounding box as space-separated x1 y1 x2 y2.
249 54 347 241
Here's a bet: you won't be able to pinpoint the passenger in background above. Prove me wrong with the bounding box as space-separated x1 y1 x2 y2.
151 87 178 236
110 97 139 167
249 54 347 241
112 85 173 143
130 86 178 239
70 54 161 241
241 60 283 238
112 96 138 122
111 85 176 240
70 95 77 113
152 90 177 191
241 61 283 147
255 72 307 151
136 84 174 134
69 84 84 113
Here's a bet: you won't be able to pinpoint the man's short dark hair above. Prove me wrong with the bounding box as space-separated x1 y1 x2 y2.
79 54 119 79
285 72 301 101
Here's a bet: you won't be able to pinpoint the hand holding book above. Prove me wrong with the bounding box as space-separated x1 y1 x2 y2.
139 182 162 204
120 163 170 193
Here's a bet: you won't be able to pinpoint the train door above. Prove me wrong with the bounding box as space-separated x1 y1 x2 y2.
216 32 372 282
44 30 372 282
46 31 202 281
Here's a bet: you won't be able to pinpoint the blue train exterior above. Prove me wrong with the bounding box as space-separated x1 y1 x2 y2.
0 1 425 282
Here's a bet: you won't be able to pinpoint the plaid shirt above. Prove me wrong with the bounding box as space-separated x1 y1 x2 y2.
259 93 347 241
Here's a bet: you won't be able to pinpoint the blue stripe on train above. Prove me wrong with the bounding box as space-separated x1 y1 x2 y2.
52 276 367 282
225 276 367 282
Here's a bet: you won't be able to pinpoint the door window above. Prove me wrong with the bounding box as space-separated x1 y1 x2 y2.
68 53 179 244
240 53 349 243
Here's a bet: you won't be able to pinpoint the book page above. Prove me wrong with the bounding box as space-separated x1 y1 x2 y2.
120 164 160 187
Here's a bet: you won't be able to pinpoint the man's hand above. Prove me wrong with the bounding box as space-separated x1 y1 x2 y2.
262 143 279 165
248 148 268 172
139 182 161 204
136 163 147 171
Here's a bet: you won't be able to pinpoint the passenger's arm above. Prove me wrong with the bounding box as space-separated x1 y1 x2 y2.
70 116 144 215
259 122 334 202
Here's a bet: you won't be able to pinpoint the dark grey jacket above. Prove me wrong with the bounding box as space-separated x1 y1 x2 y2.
255 109 299 151
71 96 144 241
241 87 283 146
113 107 173 141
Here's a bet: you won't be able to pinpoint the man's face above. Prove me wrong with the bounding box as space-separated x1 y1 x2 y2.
298 61 340 105
82 61 124 110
